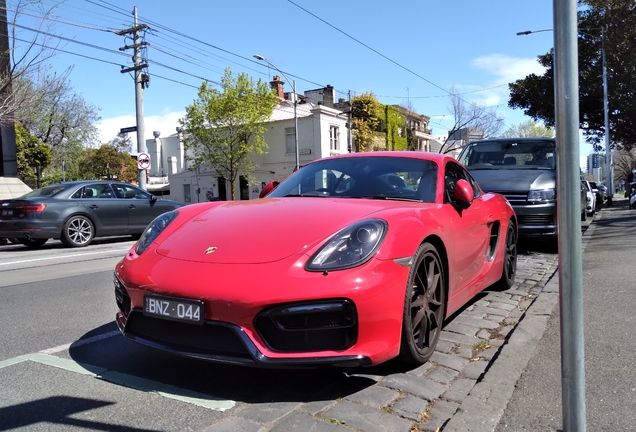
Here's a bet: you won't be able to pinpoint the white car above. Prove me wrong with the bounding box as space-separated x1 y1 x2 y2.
582 180 596 216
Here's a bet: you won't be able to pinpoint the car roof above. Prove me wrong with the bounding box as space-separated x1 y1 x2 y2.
307 150 454 166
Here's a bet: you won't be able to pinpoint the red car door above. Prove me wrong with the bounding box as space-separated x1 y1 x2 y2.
443 162 492 301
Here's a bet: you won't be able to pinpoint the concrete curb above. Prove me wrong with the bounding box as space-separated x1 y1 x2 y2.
443 208 600 432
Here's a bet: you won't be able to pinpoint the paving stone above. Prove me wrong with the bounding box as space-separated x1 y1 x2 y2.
434 339 455 354
476 329 492 340
237 401 301 424
430 351 470 372
453 315 500 330
298 399 337 416
488 339 505 347
477 346 500 361
484 296 519 306
470 305 509 317
391 395 429 421
425 365 460 385
406 361 436 377
451 343 474 359
202 418 261 432
420 400 460 432
439 330 481 345
270 412 349 432
487 301 517 311
459 310 487 320
381 374 448 401
442 378 476 403
322 400 413 432
444 322 480 337
345 384 400 409
497 325 515 337
461 360 488 380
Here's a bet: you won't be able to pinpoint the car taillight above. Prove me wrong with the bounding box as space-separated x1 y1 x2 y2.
15 204 47 212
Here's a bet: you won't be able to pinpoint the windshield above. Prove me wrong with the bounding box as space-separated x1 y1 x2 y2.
268 156 438 202
458 139 556 170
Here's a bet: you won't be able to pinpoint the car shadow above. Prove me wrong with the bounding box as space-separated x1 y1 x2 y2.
0 236 136 253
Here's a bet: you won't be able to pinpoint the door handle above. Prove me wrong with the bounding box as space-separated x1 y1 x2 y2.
89 205 99 209
128 205 136 209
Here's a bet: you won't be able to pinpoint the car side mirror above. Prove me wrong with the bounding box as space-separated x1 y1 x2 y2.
259 180 280 198
150 195 157 203
453 179 474 207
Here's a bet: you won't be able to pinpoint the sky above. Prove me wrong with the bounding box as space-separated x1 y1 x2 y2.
7 0 595 165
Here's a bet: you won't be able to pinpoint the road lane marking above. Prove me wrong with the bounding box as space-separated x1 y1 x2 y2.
0 249 130 266
40 331 121 354
0 335 236 412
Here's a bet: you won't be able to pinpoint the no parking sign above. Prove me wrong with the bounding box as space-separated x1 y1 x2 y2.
137 152 151 170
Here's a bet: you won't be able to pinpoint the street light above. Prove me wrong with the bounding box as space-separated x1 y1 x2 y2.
253 54 299 171
518 28 613 205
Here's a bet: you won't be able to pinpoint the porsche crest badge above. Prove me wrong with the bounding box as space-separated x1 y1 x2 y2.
205 246 217 254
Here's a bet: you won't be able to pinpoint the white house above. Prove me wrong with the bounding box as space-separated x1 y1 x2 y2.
145 78 349 203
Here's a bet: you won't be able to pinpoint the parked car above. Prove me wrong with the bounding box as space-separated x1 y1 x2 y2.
114 152 518 367
457 138 557 239
582 179 596 216
588 181 604 210
580 180 587 222
0 180 184 248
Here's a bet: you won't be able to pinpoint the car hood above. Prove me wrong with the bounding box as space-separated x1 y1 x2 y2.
155 198 404 264
469 169 556 192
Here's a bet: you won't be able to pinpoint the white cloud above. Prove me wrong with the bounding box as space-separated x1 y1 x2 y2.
97 111 185 151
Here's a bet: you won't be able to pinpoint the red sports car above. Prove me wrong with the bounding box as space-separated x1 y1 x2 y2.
114 152 517 367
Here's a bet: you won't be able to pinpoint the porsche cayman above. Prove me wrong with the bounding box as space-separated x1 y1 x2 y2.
114 152 517 367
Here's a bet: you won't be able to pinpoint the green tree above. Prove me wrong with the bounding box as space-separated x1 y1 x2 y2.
384 105 408 151
181 69 278 200
508 0 636 151
78 139 137 183
501 120 555 138
351 92 383 152
15 122 52 188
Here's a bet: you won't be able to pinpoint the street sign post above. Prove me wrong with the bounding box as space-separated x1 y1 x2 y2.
137 152 151 170
120 126 138 134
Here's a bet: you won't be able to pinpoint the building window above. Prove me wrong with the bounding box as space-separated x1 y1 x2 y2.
285 127 295 154
330 126 339 150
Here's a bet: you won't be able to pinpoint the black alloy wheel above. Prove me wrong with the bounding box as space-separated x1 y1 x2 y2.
398 242 446 365
18 238 48 248
61 215 94 247
492 220 517 291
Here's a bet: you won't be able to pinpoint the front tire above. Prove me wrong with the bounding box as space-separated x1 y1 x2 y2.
398 242 446 365
492 220 517 291
61 215 94 247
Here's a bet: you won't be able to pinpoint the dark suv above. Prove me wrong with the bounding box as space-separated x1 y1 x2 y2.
458 138 558 238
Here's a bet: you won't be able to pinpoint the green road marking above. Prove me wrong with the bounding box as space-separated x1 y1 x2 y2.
0 352 235 412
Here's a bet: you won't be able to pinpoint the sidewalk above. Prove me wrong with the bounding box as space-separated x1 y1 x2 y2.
447 194 636 431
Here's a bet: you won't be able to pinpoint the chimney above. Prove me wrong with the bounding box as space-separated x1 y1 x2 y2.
269 75 285 99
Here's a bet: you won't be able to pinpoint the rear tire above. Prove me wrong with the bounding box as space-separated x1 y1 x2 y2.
398 242 446 365
492 221 517 291
18 238 48 248
61 215 94 247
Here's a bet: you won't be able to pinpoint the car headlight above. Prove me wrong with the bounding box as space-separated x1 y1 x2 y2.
135 210 179 255
306 219 387 272
527 188 556 203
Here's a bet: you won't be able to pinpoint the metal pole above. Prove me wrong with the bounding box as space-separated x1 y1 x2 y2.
133 7 147 190
602 26 612 205
348 90 353 152
553 0 587 430
293 79 299 171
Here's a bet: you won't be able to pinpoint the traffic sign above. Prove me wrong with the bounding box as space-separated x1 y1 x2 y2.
120 126 137 134
137 152 151 170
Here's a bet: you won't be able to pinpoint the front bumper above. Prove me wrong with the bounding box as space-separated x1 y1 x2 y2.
113 246 409 367
115 310 371 368
512 202 557 237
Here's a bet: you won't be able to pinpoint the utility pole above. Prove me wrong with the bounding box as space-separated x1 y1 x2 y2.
117 7 149 189
348 90 353 152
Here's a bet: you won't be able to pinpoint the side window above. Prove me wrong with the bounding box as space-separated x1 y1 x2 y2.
114 184 150 199
71 188 83 199
444 162 479 203
84 184 115 199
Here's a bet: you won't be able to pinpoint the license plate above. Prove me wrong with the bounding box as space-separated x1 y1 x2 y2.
143 294 204 325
